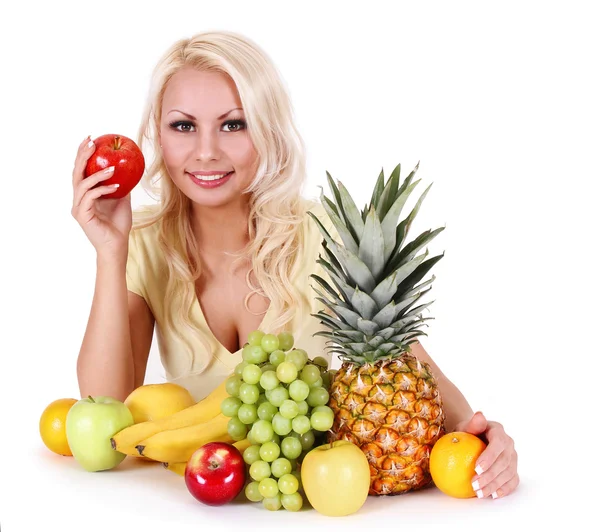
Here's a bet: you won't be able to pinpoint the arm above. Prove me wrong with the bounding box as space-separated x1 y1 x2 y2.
76 253 155 401
411 339 519 499
409 340 474 431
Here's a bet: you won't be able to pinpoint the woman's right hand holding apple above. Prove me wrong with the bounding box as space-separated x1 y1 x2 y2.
71 135 133 258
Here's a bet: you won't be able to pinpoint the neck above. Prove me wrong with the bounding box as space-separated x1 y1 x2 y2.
190 196 251 256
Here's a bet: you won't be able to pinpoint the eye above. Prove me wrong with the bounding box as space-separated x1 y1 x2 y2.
169 120 195 132
222 119 246 132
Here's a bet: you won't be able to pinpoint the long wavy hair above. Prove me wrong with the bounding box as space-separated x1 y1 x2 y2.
132 30 310 376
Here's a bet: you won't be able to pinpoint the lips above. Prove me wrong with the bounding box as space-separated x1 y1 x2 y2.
187 171 234 189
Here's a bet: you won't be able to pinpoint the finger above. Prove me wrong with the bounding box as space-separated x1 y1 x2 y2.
474 427 510 475
492 472 520 499
72 136 96 186
73 166 115 207
473 450 517 498
77 184 121 219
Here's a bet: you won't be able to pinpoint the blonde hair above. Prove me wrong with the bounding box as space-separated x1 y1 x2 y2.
132 30 310 376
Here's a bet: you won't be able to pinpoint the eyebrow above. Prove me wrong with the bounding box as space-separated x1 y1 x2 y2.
167 107 243 120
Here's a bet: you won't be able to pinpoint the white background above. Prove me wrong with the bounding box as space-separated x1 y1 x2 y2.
1 0 597 530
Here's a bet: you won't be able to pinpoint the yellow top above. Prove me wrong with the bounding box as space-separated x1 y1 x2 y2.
125 199 338 401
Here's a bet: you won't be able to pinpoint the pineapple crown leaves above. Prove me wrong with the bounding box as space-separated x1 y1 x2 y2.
308 162 446 364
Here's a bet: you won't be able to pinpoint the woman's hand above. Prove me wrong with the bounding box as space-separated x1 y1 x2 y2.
71 135 132 257
454 411 519 499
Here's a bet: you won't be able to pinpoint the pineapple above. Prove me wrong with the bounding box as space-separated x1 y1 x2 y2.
308 162 446 496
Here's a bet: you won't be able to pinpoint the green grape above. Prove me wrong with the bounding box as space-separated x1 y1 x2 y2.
309 376 324 389
258 477 279 498
241 344 254 362
262 494 282 511
307 387 329 407
247 427 258 445
276 361 298 384
300 364 321 385
295 400 309 416
257 393 267 405
277 331 294 351
242 364 262 385
243 444 261 465
220 396 242 417
227 417 248 441
239 383 260 404
237 403 258 424
259 370 280 391
269 433 281 445
281 492 303 511
285 349 308 371
247 329 265 347
245 481 263 502
312 356 329 370
270 457 292 478
291 415 311 435
259 441 281 462
269 349 286 366
249 460 271 481
244 345 268 364
269 386 289 407
261 334 280 354
257 401 278 421
291 470 302 488
225 376 243 396
278 473 299 495
312 405 333 414
279 399 299 419
272 413 292 436
310 410 334 431
288 379 310 402
322 369 337 389
234 361 248 377
299 430 315 450
288 458 298 472
281 437 302 460
261 363 276 372
252 419 274 443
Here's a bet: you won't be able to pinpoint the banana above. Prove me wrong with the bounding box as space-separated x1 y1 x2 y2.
136 413 233 463
162 439 252 477
110 377 230 456
164 461 186 476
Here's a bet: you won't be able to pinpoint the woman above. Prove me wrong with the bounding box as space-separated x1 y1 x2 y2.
70 30 518 499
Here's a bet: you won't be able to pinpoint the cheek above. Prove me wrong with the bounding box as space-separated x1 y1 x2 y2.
228 137 258 169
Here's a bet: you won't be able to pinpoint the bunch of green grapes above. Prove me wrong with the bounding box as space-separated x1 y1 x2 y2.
219 330 335 512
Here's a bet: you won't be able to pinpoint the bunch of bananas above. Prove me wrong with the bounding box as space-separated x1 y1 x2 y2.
111 378 250 475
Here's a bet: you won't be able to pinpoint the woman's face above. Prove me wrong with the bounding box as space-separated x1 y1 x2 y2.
159 67 258 208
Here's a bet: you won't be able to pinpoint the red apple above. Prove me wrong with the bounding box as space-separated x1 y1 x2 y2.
84 134 145 199
185 442 246 506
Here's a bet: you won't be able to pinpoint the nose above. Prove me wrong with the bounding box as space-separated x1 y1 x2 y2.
193 127 219 161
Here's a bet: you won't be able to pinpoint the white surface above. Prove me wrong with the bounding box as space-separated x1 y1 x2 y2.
1 0 597 529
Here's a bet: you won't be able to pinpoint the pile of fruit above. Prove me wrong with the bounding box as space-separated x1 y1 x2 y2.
40 162 492 516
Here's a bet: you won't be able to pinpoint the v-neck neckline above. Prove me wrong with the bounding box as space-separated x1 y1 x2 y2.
191 293 274 360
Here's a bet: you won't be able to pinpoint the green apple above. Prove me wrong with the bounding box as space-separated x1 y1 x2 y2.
300 440 370 517
66 396 134 472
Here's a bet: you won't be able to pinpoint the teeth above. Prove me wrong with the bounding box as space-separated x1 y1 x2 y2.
192 172 229 181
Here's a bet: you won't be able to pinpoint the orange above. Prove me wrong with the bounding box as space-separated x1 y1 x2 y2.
429 431 487 498
39 398 78 456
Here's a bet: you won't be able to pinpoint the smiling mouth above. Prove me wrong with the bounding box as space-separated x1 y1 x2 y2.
188 171 234 182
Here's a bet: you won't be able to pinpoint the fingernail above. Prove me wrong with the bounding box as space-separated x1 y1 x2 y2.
476 489 484 499
104 166 115 174
112 183 120 188
472 480 480 491
492 491 498 499
475 464 485 475
87 140 95 148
